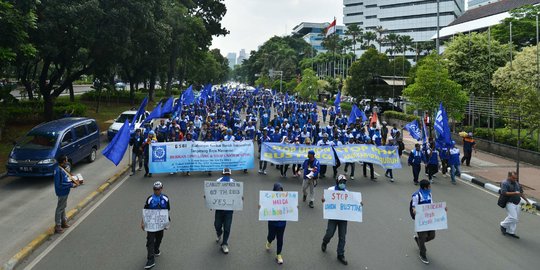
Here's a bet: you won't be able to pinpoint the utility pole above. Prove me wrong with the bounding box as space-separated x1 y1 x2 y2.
436 0 440 55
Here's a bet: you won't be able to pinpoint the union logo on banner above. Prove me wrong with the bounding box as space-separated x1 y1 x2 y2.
152 146 167 162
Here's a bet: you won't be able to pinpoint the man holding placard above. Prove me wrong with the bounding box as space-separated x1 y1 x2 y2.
410 179 448 265
141 181 170 269
321 175 363 265
211 168 242 254
302 150 320 208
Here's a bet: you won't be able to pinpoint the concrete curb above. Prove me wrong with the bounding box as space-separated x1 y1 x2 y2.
1 166 129 270
402 150 540 211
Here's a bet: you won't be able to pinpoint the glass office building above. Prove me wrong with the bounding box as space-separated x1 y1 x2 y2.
292 22 347 53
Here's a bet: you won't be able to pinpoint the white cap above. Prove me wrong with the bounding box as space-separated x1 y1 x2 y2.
153 181 163 189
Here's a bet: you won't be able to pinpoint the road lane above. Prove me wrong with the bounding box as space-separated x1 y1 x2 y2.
21 158 540 270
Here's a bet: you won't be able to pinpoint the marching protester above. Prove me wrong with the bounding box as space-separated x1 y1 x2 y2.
257 129 271 175
213 168 238 254
499 171 530 239
321 175 361 265
317 133 333 178
410 179 447 264
448 142 461 185
384 137 396 182
302 150 320 208
129 128 144 176
343 135 356 180
426 144 439 183
142 130 157 177
408 143 425 185
54 155 82 234
263 183 288 265
141 181 170 269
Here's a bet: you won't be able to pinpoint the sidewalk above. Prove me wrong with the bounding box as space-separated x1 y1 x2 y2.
400 132 540 200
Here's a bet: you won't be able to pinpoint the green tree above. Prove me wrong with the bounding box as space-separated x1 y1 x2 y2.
390 56 411 76
492 46 540 136
362 31 377 49
0 0 37 72
403 54 468 120
385 33 400 57
346 48 390 98
444 32 509 96
295 68 319 100
345 24 363 57
492 5 540 49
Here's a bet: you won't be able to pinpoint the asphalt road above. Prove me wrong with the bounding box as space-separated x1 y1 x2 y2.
18 156 540 270
0 137 128 265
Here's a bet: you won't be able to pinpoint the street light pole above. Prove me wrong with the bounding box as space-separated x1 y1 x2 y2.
436 0 440 55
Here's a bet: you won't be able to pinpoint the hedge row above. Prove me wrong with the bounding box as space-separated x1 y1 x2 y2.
5 101 87 124
461 126 538 152
383 110 419 122
81 89 181 104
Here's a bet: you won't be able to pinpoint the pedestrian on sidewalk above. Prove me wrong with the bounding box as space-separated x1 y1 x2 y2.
411 179 447 264
141 181 170 269
54 155 82 234
129 129 144 176
303 150 321 208
408 144 425 185
461 132 476 166
321 175 362 265
264 182 288 265
214 168 240 254
500 171 530 239
448 142 461 184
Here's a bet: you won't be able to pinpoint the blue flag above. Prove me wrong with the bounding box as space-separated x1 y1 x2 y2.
253 87 259 95
405 120 422 141
334 91 341 114
348 105 368 125
161 97 174 116
422 120 429 144
144 101 162 123
130 96 148 130
434 102 452 147
102 119 131 166
182 85 194 105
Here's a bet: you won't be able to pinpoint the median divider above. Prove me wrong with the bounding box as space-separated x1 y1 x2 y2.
1 166 129 270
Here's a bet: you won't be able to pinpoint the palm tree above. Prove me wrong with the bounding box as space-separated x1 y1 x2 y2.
362 31 376 49
385 33 400 58
374 26 387 53
345 24 363 58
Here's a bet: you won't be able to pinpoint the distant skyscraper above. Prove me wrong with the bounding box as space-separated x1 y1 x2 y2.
342 0 465 59
468 0 500 9
237 49 247 65
226 52 237 69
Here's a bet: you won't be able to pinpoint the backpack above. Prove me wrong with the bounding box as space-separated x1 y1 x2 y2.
409 193 421 220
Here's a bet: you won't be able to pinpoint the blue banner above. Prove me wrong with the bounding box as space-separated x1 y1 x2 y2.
149 141 254 173
333 144 402 169
260 143 335 166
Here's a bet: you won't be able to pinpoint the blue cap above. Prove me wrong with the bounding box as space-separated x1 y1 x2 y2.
308 150 316 155
273 182 283 191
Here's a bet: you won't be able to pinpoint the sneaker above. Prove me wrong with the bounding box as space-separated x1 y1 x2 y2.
371 177 377 181
321 242 327 252
265 241 272 251
452 181 457 185
258 170 263 174
208 172 212 176
138 167 143 171
390 178 395 182
344 167 348 173
148 173 153 177
263 171 267 175
154 250 161 257
414 181 419 185
303 195 307 202
337 255 348 265
276 254 284 264
144 258 155 269
221 244 229 254
419 255 429 264
54 225 64 234
350 176 354 180
144 173 148 177
186 172 191 176
216 234 222 243
429 179 433 184
130 172 135 176
243 169 248 174
309 201 314 208
500 225 507 235
414 235 419 247
508 234 520 239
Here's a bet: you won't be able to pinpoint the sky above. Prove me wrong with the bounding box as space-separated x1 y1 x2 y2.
210 0 343 57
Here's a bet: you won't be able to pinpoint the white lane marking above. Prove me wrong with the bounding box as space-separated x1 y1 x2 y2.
24 175 130 270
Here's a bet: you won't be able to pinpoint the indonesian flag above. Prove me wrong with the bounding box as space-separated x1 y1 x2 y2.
325 18 337 37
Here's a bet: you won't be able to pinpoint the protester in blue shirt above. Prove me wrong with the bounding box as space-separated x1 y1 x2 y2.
212 168 241 254
302 150 320 208
263 182 287 265
448 142 461 185
426 144 439 183
141 181 170 269
408 143 425 185
54 155 81 234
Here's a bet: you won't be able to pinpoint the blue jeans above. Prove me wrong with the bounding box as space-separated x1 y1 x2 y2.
267 222 286 255
323 220 348 256
450 164 461 183
214 210 234 246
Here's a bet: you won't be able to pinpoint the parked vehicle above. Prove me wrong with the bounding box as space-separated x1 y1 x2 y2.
107 110 150 141
6 118 100 177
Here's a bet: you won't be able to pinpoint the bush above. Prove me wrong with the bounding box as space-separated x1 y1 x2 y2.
383 110 419 122
81 90 147 104
5 101 87 124
460 127 538 151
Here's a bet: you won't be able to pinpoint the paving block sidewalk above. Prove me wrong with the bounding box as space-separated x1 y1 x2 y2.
400 132 540 200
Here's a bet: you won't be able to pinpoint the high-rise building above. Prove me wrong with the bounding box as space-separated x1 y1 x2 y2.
237 49 247 65
468 0 501 9
292 22 347 53
226 52 237 69
343 0 465 58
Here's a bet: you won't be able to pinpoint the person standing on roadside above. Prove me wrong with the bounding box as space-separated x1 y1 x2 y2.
54 155 82 234
500 171 530 239
302 150 320 208
461 132 476 166
264 182 288 265
141 181 170 269
129 129 144 176
411 179 447 264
